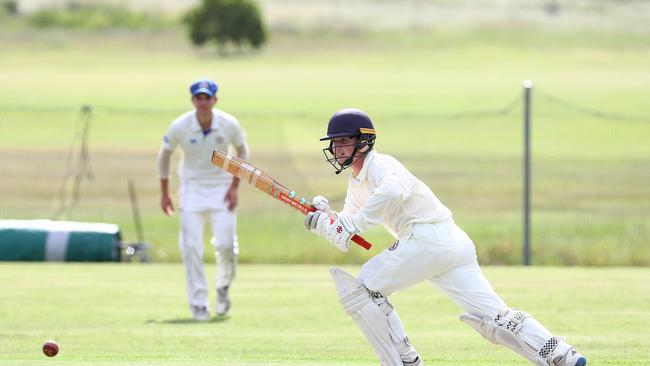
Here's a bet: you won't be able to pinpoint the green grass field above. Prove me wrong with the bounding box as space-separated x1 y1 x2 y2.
1 25 649 265
1 7 650 366
1 263 649 365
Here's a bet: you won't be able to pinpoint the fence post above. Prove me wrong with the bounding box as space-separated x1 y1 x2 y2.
53 104 94 220
523 80 532 266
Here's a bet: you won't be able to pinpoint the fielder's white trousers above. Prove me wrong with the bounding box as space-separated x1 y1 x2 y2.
358 220 554 354
179 179 238 308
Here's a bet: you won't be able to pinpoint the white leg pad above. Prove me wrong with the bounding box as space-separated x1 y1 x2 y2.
386 310 421 364
541 337 574 366
460 309 549 366
330 267 404 366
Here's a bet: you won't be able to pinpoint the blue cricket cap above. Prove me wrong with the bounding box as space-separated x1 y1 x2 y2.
190 79 218 97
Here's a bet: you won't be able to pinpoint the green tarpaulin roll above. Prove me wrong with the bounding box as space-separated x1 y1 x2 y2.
0 220 121 262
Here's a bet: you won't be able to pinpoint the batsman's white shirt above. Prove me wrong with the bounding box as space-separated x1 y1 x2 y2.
162 109 246 185
343 150 507 319
342 150 452 240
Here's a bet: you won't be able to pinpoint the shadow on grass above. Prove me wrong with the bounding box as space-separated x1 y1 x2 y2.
146 316 230 324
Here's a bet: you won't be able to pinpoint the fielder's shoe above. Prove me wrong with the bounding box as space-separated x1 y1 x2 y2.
191 305 210 321
556 348 587 366
215 286 231 316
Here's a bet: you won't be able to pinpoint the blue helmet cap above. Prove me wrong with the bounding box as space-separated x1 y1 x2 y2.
190 79 218 97
320 108 375 141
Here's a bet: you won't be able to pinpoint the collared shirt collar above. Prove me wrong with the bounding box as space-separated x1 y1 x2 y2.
352 149 376 182
191 109 218 132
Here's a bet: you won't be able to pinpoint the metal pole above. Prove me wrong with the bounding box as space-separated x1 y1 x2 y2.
523 80 532 266
127 179 145 243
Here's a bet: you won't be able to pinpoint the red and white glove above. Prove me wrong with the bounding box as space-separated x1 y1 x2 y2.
325 214 359 253
304 210 331 237
304 196 333 237
311 195 330 212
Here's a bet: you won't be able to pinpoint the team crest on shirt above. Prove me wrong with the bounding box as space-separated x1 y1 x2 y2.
190 138 197 144
388 240 399 251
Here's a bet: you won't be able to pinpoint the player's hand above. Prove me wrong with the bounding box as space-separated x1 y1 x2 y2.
312 195 330 212
304 210 331 237
224 186 238 211
325 214 359 253
161 194 174 216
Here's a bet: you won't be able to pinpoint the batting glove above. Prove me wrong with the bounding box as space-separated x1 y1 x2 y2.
311 195 330 212
304 210 332 237
325 214 359 253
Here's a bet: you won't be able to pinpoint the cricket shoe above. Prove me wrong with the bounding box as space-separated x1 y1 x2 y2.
403 356 423 366
555 348 587 366
215 286 231 316
191 305 211 321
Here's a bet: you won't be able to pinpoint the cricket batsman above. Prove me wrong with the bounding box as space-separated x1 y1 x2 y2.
304 108 587 365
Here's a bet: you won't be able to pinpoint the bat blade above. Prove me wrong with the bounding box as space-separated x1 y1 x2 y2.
211 150 372 250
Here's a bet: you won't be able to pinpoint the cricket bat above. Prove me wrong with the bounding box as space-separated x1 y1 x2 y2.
211 150 372 250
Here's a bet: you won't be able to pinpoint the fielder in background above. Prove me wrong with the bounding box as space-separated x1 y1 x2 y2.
158 79 248 320
304 108 587 366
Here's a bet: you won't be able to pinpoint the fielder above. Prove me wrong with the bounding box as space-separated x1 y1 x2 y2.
304 108 587 365
158 79 248 320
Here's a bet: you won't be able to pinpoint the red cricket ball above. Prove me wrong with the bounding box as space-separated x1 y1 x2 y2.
42 340 59 357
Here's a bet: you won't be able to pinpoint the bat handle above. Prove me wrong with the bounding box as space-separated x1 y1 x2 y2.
352 235 372 250
307 205 372 250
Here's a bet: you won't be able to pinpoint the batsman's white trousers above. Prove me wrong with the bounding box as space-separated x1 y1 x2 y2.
358 220 565 363
179 179 238 308
358 220 507 319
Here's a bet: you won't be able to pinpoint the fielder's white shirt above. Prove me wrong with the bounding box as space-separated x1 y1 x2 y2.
343 150 452 239
162 109 246 183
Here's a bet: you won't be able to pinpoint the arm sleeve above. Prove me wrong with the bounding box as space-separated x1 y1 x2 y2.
235 142 249 160
157 146 173 179
352 172 411 232
341 190 361 216
162 124 180 151
231 117 247 147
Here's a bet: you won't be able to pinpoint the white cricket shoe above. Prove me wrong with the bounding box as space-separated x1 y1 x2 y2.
556 348 587 366
191 305 211 321
403 356 423 366
215 287 231 316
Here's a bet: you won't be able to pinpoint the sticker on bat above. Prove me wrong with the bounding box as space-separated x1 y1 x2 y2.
278 192 311 214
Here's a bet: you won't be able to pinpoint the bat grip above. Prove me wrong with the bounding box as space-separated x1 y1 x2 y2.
307 205 372 250
351 235 372 250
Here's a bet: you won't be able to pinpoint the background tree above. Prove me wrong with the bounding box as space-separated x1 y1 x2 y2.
184 0 267 54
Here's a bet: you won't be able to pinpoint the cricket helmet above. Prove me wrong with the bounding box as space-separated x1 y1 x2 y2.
321 108 376 174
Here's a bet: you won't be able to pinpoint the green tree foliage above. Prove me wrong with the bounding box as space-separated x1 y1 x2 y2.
184 0 267 53
27 3 171 30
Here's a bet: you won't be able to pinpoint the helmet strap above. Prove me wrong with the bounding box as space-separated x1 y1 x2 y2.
335 145 359 174
325 135 375 175
335 143 374 175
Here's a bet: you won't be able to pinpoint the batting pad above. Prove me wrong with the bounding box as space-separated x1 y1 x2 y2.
460 308 569 366
330 267 403 366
